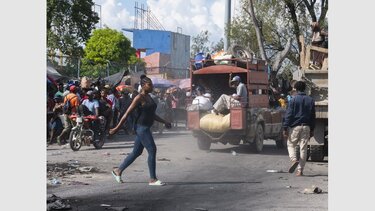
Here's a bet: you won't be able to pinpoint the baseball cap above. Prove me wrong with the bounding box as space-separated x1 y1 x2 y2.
231 76 241 83
69 85 76 92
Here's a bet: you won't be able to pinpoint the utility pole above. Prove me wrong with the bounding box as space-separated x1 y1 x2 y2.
94 4 102 28
77 57 80 79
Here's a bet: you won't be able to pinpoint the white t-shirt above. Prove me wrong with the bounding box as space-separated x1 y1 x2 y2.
82 99 99 115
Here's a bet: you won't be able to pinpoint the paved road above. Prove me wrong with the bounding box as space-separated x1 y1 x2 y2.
47 129 328 211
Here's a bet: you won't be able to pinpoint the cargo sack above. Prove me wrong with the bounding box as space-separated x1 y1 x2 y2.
80 76 91 89
199 113 230 133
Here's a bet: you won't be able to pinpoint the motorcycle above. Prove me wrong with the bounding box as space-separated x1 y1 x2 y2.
68 114 106 151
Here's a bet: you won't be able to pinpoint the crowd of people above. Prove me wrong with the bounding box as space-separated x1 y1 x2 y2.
46 79 190 145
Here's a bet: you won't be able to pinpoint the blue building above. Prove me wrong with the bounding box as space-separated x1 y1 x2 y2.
123 29 190 77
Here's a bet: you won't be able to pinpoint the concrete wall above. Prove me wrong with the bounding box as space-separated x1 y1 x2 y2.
132 29 190 78
170 32 190 70
143 52 171 74
133 30 171 55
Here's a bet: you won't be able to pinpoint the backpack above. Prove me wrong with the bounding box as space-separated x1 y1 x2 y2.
63 95 77 114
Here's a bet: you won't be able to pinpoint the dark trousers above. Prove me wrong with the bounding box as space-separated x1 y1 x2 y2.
118 125 157 179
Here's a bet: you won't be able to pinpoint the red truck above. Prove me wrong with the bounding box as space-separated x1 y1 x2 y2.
186 58 285 152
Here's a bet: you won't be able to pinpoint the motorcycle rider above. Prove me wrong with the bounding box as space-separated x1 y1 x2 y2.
56 85 80 145
80 90 101 141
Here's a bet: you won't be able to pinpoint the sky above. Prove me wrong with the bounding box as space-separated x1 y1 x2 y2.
92 0 240 45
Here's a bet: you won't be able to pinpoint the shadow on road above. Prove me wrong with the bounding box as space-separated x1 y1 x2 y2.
165 181 262 185
208 144 289 156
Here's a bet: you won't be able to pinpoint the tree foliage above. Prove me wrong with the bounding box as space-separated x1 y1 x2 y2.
228 0 328 73
190 30 210 57
191 30 225 57
47 0 99 58
211 38 224 53
80 28 136 77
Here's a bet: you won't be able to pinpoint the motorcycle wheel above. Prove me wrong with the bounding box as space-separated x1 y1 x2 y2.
69 130 82 151
93 131 105 149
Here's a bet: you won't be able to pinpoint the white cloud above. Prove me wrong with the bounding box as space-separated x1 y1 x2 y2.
93 0 228 44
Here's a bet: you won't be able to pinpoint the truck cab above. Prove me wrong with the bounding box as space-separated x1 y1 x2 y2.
186 57 285 151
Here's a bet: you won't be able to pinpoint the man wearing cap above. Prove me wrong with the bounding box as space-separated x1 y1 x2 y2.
212 74 248 114
56 85 80 145
81 90 100 116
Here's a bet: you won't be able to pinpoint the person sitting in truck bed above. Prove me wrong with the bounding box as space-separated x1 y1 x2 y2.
212 74 248 115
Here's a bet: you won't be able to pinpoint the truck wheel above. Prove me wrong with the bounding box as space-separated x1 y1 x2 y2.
310 145 325 161
252 124 264 153
197 137 211 150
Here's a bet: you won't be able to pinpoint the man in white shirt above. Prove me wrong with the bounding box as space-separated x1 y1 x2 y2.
212 75 248 114
191 93 213 111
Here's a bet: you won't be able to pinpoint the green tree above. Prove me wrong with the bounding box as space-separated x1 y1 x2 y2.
47 0 99 58
228 0 328 73
210 38 224 53
80 28 134 77
190 30 210 57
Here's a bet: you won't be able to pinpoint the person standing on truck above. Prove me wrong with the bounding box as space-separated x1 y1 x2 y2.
212 74 248 115
282 81 316 176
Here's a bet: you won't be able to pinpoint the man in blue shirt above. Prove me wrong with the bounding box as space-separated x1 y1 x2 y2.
282 81 316 176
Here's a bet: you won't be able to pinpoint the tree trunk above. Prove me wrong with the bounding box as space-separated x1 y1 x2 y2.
273 38 292 73
245 0 268 62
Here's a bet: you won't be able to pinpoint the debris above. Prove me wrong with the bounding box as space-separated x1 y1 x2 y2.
286 185 292 189
119 152 129 155
266 170 283 173
209 187 214 190
47 194 71 211
278 177 288 180
103 152 111 156
78 166 94 172
50 178 62 185
157 158 171 161
100 204 111 207
68 181 89 185
185 157 192 160
231 150 237 156
302 186 323 194
194 208 208 211
133 170 144 172
84 175 93 178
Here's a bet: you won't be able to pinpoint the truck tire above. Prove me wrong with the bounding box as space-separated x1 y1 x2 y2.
197 137 211 150
252 124 264 153
310 145 325 161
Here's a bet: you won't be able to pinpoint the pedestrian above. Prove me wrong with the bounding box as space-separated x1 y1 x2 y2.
48 96 64 145
109 74 172 186
54 82 64 99
212 74 248 115
278 94 287 109
282 81 316 176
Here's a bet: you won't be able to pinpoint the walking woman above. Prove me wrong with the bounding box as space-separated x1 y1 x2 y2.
109 75 172 186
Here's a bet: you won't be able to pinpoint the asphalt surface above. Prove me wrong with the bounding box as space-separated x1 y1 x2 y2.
47 128 328 211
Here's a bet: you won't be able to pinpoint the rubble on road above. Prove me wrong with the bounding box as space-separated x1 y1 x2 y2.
302 185 323 194
47 162 100 183
47 194 72 210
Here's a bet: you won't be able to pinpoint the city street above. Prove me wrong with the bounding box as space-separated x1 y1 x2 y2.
47 128 328 211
